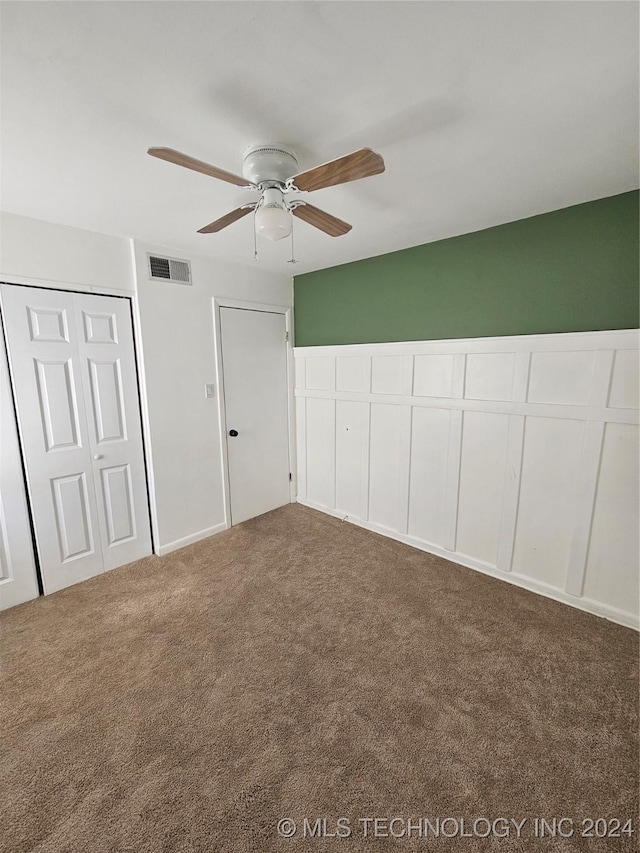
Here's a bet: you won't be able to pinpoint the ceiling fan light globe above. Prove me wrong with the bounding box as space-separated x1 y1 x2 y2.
255 205 292 241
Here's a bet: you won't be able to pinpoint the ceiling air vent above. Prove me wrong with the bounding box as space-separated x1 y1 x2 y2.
147 254 192 285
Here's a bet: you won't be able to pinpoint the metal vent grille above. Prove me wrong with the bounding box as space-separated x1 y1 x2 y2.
147 254 192 285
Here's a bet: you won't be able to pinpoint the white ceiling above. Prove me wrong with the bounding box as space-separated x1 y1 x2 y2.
2 1 638 275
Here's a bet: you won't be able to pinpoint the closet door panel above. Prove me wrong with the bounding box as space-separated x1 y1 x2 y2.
0 339 39 609
1 285 152 594
1 285 103 592
73 293 151 569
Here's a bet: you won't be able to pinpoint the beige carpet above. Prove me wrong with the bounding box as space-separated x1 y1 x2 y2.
1 504 637 852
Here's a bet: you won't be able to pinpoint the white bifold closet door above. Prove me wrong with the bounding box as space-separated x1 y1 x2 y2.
1 284 152 594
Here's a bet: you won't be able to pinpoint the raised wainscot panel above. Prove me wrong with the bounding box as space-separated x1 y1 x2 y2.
305 397 335 508
528 350 595 406
336 357 370 393
456 411 510 565
335 400 369 519
465 353 515 402
512 416 585 587
407 407 451 546
609 350 639 410
294 330 639 629
371 356 410 395
583 422 639 615
295 397 307 497
413 354 456 398
294 357 306 391
305 357 335 391
368 403 405 529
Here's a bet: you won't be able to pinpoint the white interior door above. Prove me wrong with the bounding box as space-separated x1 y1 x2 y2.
220 307 291 525
1 284 152 593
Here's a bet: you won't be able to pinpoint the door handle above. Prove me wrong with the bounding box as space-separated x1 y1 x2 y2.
93 454 103 460
229 429 238 437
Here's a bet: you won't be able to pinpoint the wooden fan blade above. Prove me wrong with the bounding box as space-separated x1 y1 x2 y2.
148 147 251 187
292 203 352 237
291 148 385 192
198 207 253 233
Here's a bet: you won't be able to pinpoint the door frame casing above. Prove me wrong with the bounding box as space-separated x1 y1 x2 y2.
212 297 296 529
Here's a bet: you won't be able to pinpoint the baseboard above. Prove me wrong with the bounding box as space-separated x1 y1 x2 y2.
156 522 228 556
297 500 348 522
297 498 639 631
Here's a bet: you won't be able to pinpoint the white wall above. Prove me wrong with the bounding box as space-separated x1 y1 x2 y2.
0 212 136 607
0 212 134 293
295 330 640 629
0 212 292 583
132 240 292 553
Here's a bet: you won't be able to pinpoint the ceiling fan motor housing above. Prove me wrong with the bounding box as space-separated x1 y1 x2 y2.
242 145 298 185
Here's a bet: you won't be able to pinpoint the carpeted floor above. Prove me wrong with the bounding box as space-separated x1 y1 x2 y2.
1 504 637 852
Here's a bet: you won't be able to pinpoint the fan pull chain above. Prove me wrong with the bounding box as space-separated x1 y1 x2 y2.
287 215 297 265
253 206 258 261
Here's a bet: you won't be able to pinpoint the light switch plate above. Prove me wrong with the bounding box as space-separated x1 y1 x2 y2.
205 384 216 398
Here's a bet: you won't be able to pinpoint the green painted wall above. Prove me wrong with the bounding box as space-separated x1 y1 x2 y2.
294 191 639 346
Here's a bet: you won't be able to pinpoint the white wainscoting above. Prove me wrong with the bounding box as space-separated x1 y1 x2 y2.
294 330 640 629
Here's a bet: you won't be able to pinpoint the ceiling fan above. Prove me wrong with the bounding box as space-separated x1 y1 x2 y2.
147 144 385 242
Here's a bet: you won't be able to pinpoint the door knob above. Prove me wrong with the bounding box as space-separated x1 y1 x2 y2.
229 429 238 437
93 454 103 460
